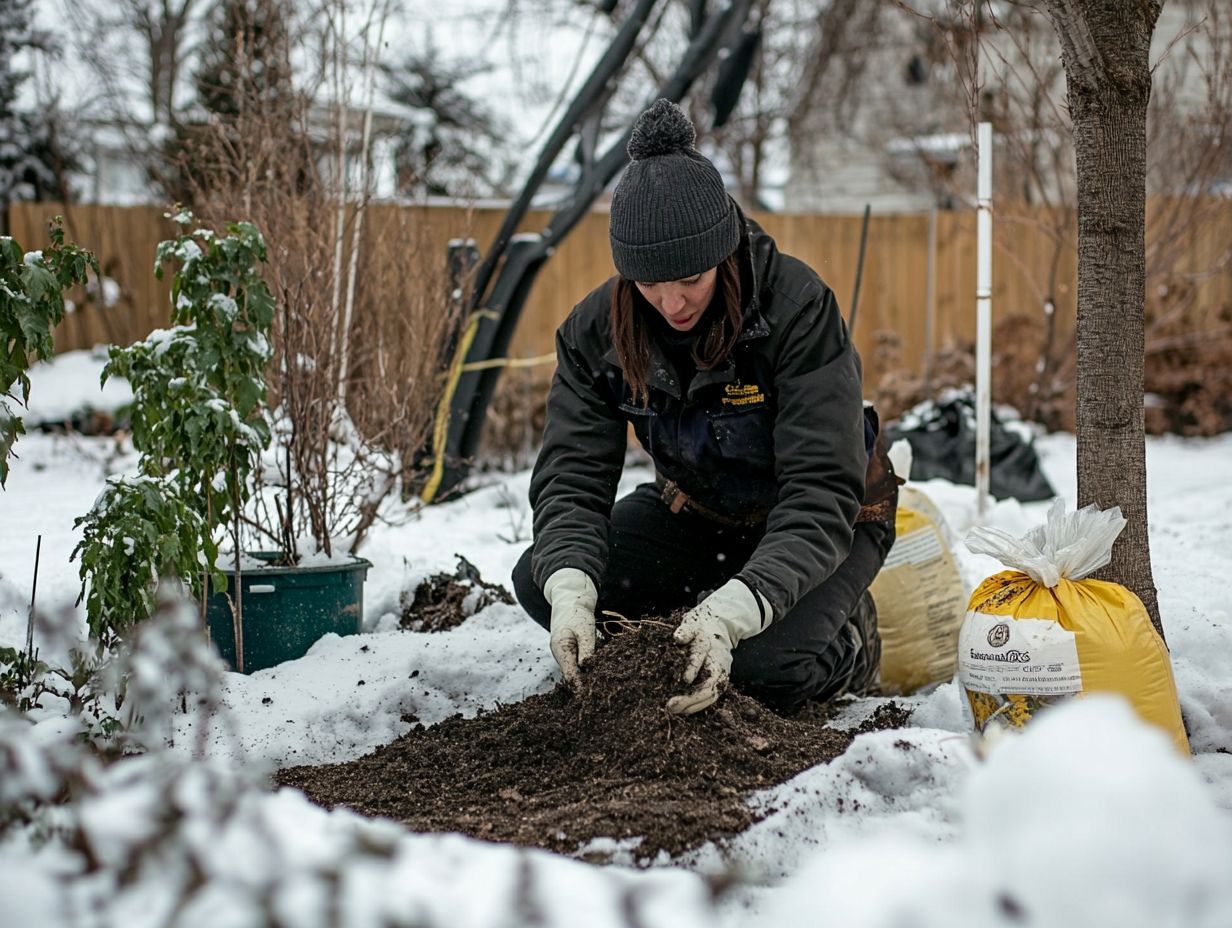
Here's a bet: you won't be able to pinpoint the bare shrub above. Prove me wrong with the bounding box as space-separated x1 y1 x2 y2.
475 367 551 473
865 0 1232 435
870 329 975 422
170 1 464 557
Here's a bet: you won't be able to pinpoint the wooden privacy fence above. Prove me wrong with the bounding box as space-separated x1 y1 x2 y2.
10 199 1232 393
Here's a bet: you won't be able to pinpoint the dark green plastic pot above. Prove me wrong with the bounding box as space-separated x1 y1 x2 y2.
206 552 373 673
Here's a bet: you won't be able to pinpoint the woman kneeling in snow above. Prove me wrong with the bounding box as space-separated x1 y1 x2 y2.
511 100 899 715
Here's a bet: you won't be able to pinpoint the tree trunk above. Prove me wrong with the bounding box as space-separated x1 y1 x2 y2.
1043 0 1165 640
131 0 197 125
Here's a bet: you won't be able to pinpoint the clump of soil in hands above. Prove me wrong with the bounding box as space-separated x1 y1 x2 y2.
278 619 910 861
399 554 513 632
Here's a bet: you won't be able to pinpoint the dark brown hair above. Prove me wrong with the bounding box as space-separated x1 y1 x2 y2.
610 251 743 406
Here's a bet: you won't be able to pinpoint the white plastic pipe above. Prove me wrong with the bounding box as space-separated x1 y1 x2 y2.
975 121 993 517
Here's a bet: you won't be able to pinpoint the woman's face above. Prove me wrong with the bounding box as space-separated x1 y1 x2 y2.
635 268 717 333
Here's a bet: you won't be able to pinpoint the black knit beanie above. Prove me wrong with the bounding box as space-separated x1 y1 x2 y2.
609 99 741 283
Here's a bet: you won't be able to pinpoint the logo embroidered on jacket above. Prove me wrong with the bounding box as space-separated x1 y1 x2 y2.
722 380 766 407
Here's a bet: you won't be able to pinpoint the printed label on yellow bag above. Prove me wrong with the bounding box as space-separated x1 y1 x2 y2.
882 526 967 636
882 521 940 570
873 507 968 695
958 612 1083 731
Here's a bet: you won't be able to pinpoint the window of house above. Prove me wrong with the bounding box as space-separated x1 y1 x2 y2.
905 54 928 85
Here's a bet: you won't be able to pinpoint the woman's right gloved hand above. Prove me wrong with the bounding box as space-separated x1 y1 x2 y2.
666 578 770 715
543 568 599 688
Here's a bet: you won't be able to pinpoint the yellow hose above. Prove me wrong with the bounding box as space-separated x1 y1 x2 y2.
420 312 555 503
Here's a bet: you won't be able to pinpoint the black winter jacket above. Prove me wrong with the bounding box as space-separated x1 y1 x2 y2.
528 223 868 621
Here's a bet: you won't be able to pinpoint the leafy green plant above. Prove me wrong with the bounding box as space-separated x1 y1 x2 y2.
73 212 274 644
127 211 274 515
0 217 96 486
0 646 51 713
73 474 210 647
0 644 122 741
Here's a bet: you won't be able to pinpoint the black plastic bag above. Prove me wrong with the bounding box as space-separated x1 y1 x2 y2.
884 390 1056 502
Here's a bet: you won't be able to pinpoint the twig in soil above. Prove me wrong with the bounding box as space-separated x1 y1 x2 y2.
600 611 677 634
662 708 676 747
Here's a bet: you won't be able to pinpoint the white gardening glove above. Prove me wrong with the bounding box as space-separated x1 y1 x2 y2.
543 567 599 688
667 578 772 715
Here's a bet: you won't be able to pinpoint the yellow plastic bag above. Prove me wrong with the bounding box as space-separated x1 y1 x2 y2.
959 501 1189 754
872 442 968 695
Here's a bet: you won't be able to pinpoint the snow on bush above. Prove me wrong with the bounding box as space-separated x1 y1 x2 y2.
0 589 717 928
3 726 716 928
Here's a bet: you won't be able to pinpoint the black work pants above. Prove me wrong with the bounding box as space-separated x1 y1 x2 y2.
512 483 894 710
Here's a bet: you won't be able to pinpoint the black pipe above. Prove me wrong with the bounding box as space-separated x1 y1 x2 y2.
849 203 871 333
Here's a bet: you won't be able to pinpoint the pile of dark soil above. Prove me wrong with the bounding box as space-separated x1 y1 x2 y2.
279 620 910 861
399 555 513 632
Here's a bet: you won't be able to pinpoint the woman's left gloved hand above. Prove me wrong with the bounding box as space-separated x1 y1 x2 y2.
667 578 772 715
543 568 599 689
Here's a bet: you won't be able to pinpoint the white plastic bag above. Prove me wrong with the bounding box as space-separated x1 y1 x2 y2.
887 439 954 547
964 498 1126 588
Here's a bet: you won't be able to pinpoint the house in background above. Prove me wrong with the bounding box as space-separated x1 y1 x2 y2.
71 120 171 207
67 104 425 208
785 0 1230 214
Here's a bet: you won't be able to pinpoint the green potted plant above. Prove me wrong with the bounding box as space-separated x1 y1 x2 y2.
73 213 371 671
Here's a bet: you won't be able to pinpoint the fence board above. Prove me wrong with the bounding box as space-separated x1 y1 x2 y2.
10 198 1231 404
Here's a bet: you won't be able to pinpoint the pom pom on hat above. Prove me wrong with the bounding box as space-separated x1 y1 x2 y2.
627 99 695 160
610 99 741 283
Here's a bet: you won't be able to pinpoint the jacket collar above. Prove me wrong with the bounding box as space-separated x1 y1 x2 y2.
680 212 774 400
602 337 684 399
602 207 774 401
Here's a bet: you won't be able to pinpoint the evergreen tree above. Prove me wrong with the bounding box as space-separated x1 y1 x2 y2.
162 0 295 205
383 48 512 198
193 0 293 120
0 0 78 218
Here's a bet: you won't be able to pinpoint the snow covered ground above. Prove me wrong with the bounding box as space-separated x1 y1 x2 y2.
1 352 1231 927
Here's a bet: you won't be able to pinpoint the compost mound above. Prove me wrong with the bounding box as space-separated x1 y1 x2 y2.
400 555 513 632
278 621 910 860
